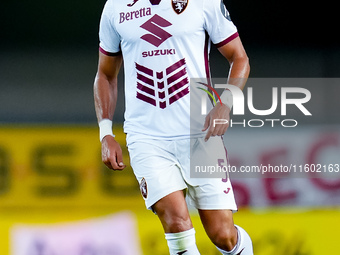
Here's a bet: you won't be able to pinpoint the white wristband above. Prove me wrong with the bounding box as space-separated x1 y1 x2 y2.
220 89 233 109
99 119 115 142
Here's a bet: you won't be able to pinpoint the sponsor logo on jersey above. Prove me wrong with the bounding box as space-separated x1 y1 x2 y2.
135 58 189 109
142 48 176 58
140 14 172 47
177 251 188 255
119 7 152 24
140 178 148 199
172 0 188 14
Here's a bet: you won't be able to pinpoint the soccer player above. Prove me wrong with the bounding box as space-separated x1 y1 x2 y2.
94 0 252 254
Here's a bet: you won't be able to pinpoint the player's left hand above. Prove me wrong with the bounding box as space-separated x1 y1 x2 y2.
202 103 230 142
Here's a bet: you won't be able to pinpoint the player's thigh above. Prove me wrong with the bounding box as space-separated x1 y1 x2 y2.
152 190 193 233
128 140 187 211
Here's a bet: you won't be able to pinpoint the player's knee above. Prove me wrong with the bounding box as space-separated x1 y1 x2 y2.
153 191 192 233
211 225 238 252
165 214 193 233
154 203 192 233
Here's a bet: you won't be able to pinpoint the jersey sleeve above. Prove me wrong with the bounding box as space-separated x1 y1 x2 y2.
203 0 239 48
99 0 121 55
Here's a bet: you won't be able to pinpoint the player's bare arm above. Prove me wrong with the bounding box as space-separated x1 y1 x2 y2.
94 52 126 170
203 36 250 141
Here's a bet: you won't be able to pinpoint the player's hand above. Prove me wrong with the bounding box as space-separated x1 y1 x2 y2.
202 103 230 142
101 136 126 170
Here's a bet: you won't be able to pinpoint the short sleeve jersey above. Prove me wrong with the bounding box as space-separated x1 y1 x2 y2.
99 0 238 139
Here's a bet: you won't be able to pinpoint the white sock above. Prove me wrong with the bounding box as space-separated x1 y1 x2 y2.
165 228 200 255
217 225 253 255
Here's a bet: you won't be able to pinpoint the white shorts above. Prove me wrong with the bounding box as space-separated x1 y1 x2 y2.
127 135 237 212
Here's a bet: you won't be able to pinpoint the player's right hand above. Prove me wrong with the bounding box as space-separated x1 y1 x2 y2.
101 136 126 170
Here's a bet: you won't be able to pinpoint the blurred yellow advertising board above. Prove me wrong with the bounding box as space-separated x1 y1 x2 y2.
1 126 340 209
0 126 142 208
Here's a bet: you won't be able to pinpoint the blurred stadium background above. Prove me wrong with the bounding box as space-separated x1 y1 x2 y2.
1 0 339 254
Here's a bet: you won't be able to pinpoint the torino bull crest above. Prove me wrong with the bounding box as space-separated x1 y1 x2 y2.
172 0 188 14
